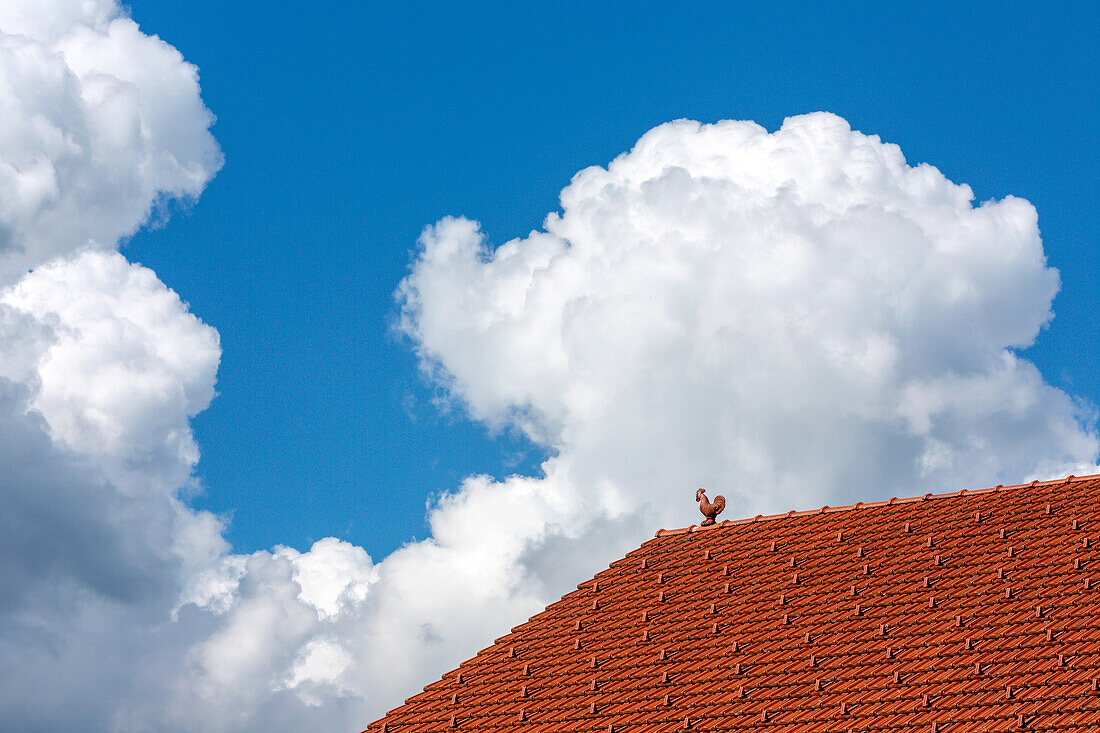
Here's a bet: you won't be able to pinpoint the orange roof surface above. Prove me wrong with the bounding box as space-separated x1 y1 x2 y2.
364 475 1100 732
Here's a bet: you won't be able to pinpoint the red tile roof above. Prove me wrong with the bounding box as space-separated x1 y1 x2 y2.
364 474 1100 732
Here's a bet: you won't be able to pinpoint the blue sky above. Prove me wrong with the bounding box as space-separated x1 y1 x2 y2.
2 1 1098 729
125 1 1097 560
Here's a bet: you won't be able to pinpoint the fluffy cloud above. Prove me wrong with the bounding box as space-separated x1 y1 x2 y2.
0 0 221 285
176 113 1098 732
0 252 228 726
399 115 1094 516
1 2 1096 729
0 2 227 729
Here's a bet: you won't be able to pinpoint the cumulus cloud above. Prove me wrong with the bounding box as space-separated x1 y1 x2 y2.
0 2 1095 729
0 1 227 729
0 0 221 285
175 113 1097 732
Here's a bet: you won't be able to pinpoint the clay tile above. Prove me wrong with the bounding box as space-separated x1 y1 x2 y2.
1093 679 1099 692
522 664 530 675
926 535 934 548
849 585 857 596
1005 587 1013 598
1073 518 1080 530
779 594 786 605
711 622 719 633
449 715 457 728
640 557 648 569
703 548 711 560
1035 605 1043 617
759 710 768 722
508 644 517 657
574 620 582 631
683 716 692 729
517 709 525 721
792 572 799 584
658 590 665 602
1005 685 1013 699
519 685 527 697
954 615 962 627
731 640 739 652
663 693 671 706
451 692 458 704
854 604 862 616
837 531 844 541
893 671 901 684
722 564 730 576
1087 578 1093 590
589 702 597 715
905 521 912 532
591 598 599 609
974 511 981 522
770 540 777 551
590 656 598 669
1045 502 1052 514
657 573 664 584
862 564 870 575
573 639 581 650
804 632 811 643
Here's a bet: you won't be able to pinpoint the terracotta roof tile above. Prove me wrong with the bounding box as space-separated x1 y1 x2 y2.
364 474 1100 732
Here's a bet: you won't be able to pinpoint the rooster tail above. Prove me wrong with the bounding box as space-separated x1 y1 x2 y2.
713 494 726 515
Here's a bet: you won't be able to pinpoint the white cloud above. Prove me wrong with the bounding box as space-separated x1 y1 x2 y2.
0 0 221 286
0 2 1095 729
174 113 1098 732
1 250 220 493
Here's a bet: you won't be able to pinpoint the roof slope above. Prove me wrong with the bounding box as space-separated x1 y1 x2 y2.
364 475 1100 732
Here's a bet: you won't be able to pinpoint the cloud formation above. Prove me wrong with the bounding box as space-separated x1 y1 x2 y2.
0 2 1096 730
179 113 1098 731
0 0 221 285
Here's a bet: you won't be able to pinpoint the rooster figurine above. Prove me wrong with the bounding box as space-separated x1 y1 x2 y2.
696 488 726 526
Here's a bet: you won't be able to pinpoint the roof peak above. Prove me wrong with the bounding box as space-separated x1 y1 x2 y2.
656 472 1100 537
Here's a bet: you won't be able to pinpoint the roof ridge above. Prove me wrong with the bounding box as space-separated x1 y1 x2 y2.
655 472 1100 537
